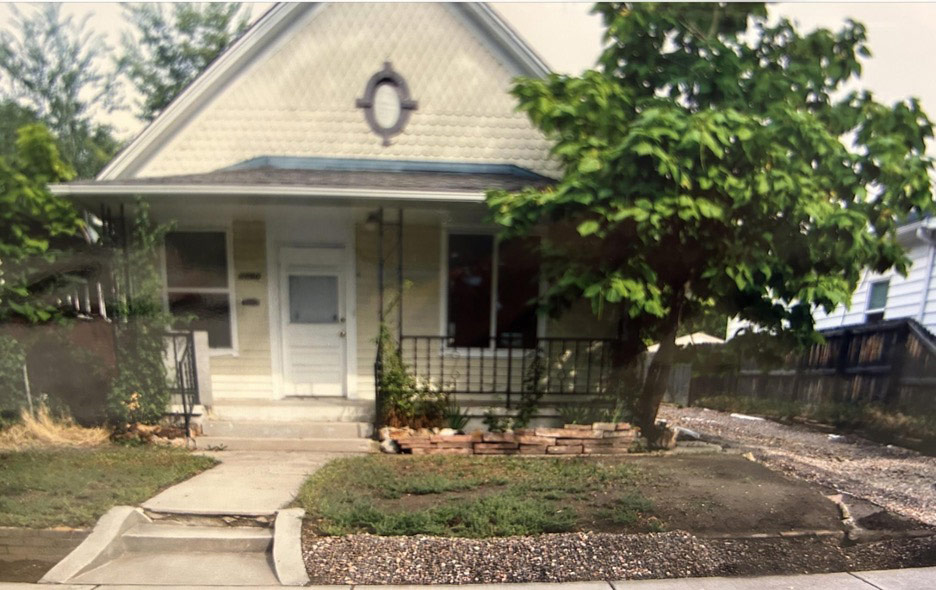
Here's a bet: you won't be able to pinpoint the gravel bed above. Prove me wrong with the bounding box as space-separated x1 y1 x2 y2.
302 529 718 584
661 406 936 527
302 529 936 584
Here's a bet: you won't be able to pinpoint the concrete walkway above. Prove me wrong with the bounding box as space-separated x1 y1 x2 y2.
142 451 338 516
2 566 934 589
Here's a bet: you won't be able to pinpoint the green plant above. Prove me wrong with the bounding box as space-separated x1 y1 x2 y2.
107 200 174 426
487 3 934 445
443 396 470 432
376 323 448 429
0 335 26 416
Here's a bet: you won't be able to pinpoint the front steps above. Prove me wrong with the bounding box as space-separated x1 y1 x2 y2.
69 520 278 586
198 398 377 452
43 507 309 586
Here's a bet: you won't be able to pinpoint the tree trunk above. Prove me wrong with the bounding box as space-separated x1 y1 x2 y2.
635 314 680 448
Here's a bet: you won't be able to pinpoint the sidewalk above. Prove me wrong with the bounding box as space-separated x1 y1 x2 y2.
141 451 338 516
2 566 933 589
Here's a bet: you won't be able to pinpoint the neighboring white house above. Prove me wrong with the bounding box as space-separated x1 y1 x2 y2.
727 218 936 339
50 2 619 437
812 218 936 332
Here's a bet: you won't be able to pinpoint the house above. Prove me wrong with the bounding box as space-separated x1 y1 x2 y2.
51 3 619 443
812 217 936 332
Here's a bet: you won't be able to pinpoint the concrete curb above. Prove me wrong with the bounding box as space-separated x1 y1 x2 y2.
272 508 310 586
39 506 149 584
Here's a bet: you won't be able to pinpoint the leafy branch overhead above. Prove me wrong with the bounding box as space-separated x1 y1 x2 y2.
486 2 934 440
120 3 251 122
488 2 933 339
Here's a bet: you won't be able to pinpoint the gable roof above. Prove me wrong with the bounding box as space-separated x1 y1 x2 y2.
98 3 552 181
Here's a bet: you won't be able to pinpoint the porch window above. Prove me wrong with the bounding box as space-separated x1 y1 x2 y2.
165 231 233 349
446 233 539 348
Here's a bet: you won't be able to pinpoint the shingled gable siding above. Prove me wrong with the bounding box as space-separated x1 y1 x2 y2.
209 220 275 399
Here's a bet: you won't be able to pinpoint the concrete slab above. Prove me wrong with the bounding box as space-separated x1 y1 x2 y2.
68 551 279 585
141 451 338 516
610 572 875 589
851 566 936 589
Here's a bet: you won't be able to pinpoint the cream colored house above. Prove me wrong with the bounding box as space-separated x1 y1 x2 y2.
53 2 618 442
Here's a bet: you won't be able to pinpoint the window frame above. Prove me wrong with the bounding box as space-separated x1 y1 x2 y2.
865 279 890 323
440 228 544 355
162 227 238 356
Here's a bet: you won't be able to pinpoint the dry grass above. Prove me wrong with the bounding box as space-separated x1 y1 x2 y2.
0 404 109 451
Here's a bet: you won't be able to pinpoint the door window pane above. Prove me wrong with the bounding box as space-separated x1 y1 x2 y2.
168 292 232 348
868 280 889 311
496 237 540 348
447 234 493 347
165 232 228 288
289 275 339 324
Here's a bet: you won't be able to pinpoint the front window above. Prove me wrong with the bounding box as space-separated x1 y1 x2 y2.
865 279 889 323
446 233 540 348
165 231 233 349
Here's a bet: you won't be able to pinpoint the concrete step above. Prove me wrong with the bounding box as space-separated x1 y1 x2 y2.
122 523 272 552
203 419 372 439
197 436 378 453
69 550 279 585
210 397 374 422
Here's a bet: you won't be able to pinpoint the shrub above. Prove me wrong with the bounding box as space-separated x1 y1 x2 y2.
376 324 448 429
106 201 172 426
0 334 26 419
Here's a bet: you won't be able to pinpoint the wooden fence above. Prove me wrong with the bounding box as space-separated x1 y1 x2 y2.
689 319 936 414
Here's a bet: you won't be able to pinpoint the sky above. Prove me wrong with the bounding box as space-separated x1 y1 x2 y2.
2 2 936 141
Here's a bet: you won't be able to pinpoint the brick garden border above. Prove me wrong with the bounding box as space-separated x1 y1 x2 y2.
390 423 638 455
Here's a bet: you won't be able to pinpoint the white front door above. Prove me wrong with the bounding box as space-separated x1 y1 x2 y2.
279 247 347 396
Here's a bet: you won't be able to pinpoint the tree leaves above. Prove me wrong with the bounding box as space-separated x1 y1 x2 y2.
486 1 935 352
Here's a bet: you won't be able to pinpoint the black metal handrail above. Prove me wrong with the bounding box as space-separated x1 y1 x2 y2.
398 335 619 408
165 331 199 439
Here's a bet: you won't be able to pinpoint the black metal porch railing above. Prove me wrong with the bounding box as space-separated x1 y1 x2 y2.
165 331 199 438
397 335 620 408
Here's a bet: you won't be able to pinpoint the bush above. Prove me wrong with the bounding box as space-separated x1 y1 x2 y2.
106 201 172 426
376 324 448 429
0 334 26 419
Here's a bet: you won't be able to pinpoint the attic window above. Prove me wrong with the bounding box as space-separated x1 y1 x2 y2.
355 62 418 146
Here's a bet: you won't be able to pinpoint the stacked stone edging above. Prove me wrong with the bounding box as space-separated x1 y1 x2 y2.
0 526 89 562
391 422 638 455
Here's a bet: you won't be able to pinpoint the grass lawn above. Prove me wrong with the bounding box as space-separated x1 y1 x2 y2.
0 446 216 528
297 454 658 537
296 454 845 538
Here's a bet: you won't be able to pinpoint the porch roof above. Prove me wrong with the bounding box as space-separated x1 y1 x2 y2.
51 157 555 208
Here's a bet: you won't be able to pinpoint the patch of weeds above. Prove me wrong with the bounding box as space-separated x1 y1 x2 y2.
296 455 648 538
598 493 654 525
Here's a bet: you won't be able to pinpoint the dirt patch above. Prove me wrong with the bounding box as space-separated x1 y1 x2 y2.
0 560 53 583
623 454 842 535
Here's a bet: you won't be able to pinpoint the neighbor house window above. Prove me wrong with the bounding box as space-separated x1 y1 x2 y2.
165 231 233 349
866 280 889 323
446 233 539 348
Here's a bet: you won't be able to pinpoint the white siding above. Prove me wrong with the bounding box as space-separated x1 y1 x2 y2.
814 240 936 332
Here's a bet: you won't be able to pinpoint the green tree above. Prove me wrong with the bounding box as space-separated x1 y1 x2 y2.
0 124 83 323
0 4 120 178
487 3 934 445
119 3 250 122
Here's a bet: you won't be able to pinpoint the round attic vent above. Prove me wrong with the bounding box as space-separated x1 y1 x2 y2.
355 62 418 146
